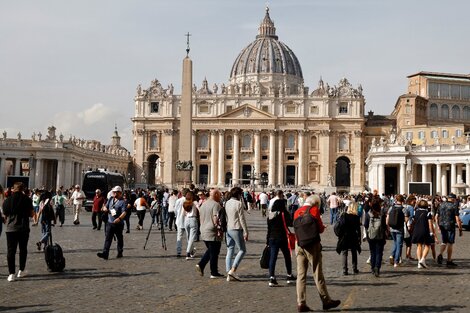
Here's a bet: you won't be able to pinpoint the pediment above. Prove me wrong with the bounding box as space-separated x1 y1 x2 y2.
219 104 275 119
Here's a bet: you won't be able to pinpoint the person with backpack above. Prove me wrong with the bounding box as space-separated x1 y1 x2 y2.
364 198 388 277
266 190 296 287
386 194 407 268
294 195 341 312
224 187 249 281
36 191 55 251
2 182 34 281
335 201 361 275
435 194 463 266
52 189 67 227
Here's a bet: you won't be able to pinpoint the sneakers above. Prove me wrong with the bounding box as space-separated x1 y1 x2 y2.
195 264 204 276
372 268 380 277
389 256 394 265
7 274 15 282
286 274 296 284
17 270 27 278
446 260 457 267
186 252 195 260
366 257 371 264
97 252 108 260
323 299 341 311
393 263 399 268
297 303 313 312
418 259 427 269
210 273 224 279
269 276 279 287
227 270 241 282
437 254 443 265
353 269 360 274
36 242 42 251
116 253 123 258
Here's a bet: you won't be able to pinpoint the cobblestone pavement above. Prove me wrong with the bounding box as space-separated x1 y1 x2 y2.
0 208 469 313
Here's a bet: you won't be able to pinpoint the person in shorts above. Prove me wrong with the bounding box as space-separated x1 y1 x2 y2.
435 194 462 266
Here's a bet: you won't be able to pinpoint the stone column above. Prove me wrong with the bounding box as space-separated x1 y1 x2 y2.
457 164 463 183
442 165 448 196
378 163 385 195
35 158 43 188
277 130 284 186
466 163 470 195
191 130 197 183
163 130 175 186
268 130 276 186
233 130 240 185
210 130 218 185
451 163 457 193
218 130 225 186
15 158 21 176
422 163 428 182
56 159 64 190
399 162 406 194
254 130 261 185
436 162 442 195
0 158 5 186
298 130 305 186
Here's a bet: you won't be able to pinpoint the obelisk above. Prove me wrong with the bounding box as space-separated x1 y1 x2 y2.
176 33 193 184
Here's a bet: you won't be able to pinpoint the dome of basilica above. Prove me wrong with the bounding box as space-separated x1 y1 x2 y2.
229 8 303 85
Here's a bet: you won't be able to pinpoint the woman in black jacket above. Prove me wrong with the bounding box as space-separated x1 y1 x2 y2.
266 190 295 287
336 201 362 275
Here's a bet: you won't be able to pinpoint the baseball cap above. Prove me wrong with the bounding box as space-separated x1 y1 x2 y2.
448 194 456 199
111 186 122 192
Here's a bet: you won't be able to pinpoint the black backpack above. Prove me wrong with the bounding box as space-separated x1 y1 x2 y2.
388 205 404 230
293 207 320 247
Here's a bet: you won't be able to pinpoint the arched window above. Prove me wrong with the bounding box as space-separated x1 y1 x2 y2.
198 133 209 148
261 136 269 150
431 130 438 139
242 134 251 148
339 135 348 151
286 134 295 149
310 135 318 150
442 130 449 138
430 103 438 118
226 135 233 150
150 134 158 149
463 106 470 120
441 104 449 119
451 105 460 119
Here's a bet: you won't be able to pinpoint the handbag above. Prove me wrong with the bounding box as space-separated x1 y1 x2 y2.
260 245 270 269
282 212 296 252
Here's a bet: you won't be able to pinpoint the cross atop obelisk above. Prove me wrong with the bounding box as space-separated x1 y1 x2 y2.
185 32 191 57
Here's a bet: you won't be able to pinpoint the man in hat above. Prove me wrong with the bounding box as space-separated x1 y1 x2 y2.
97 186 127 259
435 194 463 266
70 185 86 225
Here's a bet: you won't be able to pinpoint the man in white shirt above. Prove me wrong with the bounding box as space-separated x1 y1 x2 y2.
175 188 188 257
71 185 86 225
327 192 341 225
259 191 269 217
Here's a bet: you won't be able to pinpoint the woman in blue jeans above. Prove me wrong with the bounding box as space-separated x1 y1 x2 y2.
266 190 295 287
224 187 249 281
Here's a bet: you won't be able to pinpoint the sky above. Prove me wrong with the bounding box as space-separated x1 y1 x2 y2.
1 0 470 150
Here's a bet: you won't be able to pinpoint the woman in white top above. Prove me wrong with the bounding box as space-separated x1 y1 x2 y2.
167 190 178 231
225 187 249 281
181 191 199 260
134 193 149 230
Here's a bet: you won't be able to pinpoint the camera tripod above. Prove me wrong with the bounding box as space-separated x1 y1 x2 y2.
143 203 167 250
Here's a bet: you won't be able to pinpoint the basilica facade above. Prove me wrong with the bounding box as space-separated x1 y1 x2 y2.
132 8 366 192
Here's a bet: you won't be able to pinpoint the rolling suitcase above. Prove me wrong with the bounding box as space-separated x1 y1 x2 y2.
44 227 66 272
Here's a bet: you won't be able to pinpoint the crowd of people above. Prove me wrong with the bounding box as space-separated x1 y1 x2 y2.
0 182 466 311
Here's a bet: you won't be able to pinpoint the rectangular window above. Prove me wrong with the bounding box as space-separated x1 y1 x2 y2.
418 131 425 140
442 130 448 138
226 106 233 113
310 105 319 114
456 129 462 137
262 155 268 160
439 84 450 99
431 130 438 138
262 106 269 113
405 105 411 114
451 85 460 100
339 102 348 114
406 132 413 140
226 155 232 160
199 105 209 114
200 155 208 160
151 102 159 113
428 82 439 97
287 156 295 161
462 86 470 100
286 104 296 114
